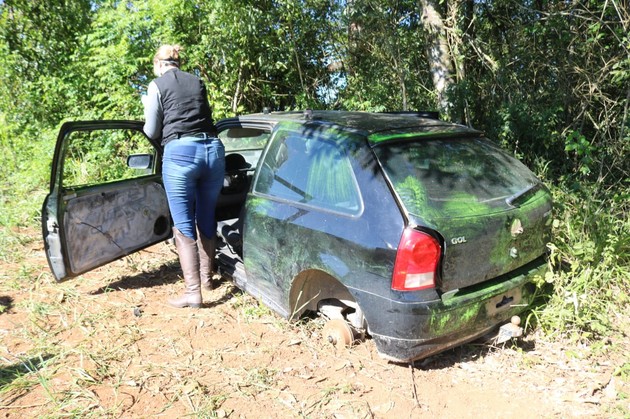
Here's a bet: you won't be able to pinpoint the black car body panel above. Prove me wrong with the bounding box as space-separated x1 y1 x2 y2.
365 257 546 361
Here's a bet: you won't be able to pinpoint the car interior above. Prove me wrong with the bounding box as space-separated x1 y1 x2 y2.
215 127 269 256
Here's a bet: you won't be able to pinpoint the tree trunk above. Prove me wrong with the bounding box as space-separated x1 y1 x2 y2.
232 60 244 114
418 0 455 113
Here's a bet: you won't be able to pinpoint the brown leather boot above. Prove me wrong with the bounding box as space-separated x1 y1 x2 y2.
198 231 217 291
168 228 202 308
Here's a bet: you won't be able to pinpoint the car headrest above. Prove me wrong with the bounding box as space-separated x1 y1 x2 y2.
225 153 251 172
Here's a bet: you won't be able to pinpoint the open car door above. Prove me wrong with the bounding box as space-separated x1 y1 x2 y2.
42 121 171 281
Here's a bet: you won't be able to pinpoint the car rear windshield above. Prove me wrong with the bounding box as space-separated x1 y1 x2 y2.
374 137 541 220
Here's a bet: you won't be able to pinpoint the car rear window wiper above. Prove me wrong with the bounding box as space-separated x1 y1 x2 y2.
505 183 541 208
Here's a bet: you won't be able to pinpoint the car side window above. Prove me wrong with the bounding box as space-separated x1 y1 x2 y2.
255 130 361 214
61 129 156 188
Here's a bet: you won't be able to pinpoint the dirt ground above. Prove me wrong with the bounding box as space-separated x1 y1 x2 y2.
0 228 628 418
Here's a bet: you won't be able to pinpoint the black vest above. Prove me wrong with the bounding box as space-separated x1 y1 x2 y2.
154 68 214 143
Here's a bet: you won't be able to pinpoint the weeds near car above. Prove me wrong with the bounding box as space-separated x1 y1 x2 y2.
534 180 630 341
234 296 273 321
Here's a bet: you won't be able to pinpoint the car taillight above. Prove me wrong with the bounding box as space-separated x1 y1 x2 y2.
392 228 441 291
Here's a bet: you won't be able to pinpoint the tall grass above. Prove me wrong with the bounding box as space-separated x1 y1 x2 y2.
0 128 55 229
534 179 630 341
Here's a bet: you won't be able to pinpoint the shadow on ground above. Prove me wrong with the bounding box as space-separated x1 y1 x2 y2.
0 354 54 401
89 260 182 295
0 296 13 314
412 333 537 371
86 259 241 310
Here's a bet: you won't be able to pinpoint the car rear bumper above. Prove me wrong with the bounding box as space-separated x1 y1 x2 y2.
360 256 547 363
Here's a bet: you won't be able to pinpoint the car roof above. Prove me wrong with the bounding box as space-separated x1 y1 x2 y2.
222 110 482 145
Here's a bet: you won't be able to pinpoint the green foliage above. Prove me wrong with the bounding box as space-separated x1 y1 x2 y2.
564 131 596 175
463 1 629 183
0 0 95 125
535 181 630 340
0 1 95 227
0 126 56 227
61 129 155 187
340 0 434 111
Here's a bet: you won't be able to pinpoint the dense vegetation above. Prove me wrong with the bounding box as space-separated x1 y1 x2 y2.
0 0 627 341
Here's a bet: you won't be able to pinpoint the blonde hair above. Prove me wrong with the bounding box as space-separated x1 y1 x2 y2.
153 44 182 66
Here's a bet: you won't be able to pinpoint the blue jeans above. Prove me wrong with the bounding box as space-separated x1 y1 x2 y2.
162 137 226 240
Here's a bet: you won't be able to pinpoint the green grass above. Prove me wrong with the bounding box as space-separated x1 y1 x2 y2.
533 180 630 341
0 130 54 230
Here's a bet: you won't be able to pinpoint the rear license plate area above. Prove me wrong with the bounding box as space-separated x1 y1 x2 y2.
486 288 522 315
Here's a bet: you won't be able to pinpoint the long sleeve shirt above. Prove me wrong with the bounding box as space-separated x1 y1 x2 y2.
143 81 163 141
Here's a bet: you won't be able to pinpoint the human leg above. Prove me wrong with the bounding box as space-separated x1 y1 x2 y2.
163 141 204 307
195 138 226 238
167 228 202 308
196 138 226 290
198 230 216 291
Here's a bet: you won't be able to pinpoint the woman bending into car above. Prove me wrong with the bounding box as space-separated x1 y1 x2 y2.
143 44 225 308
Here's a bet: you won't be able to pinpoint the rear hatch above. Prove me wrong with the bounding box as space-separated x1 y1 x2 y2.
373 134 552 292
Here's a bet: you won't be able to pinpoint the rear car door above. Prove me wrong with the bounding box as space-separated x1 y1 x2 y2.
243 124 366 317
42 121 171 281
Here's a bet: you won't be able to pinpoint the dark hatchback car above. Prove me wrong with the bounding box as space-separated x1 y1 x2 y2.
42 111 552 362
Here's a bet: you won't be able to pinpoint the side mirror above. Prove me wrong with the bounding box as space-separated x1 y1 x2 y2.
127 154 153 170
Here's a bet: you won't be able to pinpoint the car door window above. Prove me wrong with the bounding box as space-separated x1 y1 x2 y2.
62 129 156 188
255 130 361 215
